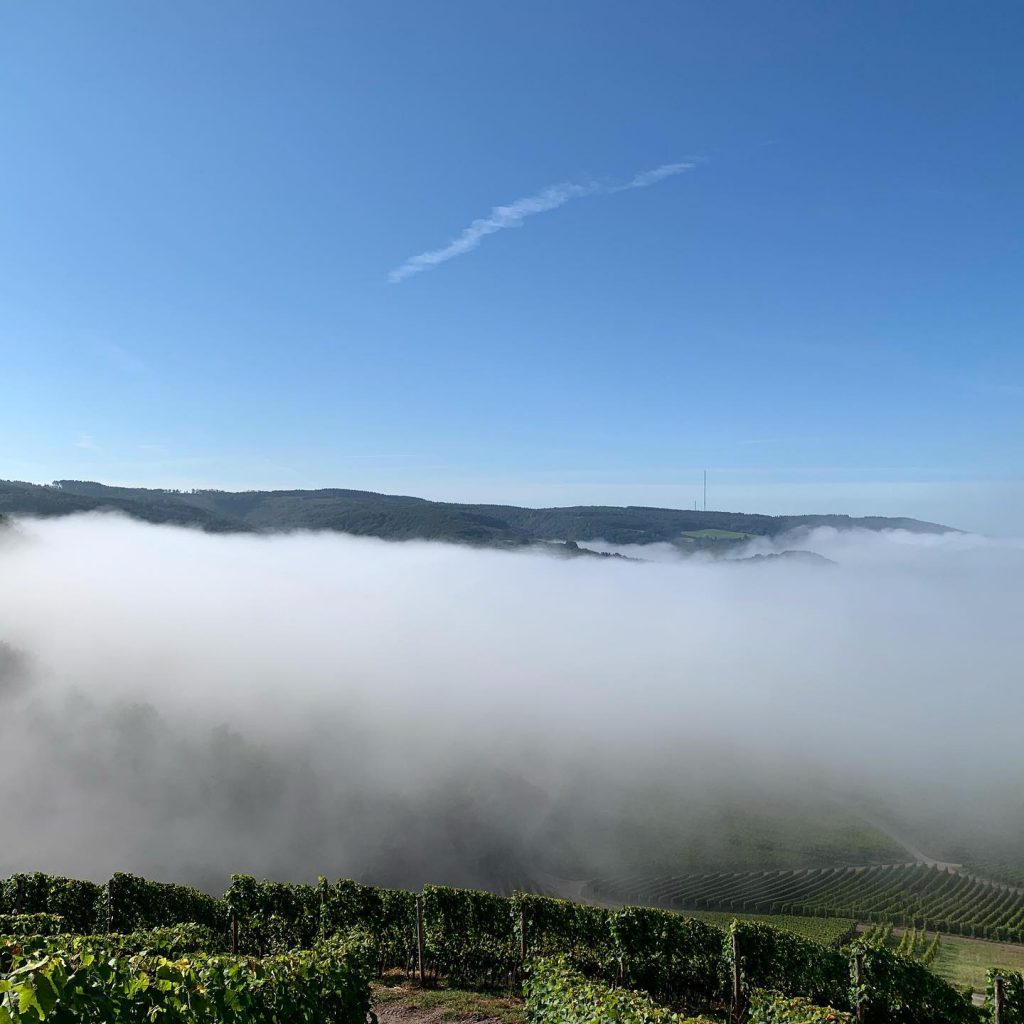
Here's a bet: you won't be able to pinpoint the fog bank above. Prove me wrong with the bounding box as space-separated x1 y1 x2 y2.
0 514 1020 891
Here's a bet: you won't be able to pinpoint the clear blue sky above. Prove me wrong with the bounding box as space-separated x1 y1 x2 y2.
2 2 1021 531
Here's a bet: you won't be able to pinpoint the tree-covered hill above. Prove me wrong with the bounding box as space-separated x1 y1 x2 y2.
0 479 953 549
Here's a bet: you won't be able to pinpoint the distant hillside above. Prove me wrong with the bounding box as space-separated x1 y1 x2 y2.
0 479 953 550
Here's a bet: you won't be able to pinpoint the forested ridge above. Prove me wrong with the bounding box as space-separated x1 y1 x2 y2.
0 479 951 549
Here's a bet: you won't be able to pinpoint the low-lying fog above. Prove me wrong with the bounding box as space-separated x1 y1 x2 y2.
0 513 1020 892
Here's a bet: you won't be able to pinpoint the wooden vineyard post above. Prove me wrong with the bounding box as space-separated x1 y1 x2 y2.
853 952 865 1024
231 911 239 955
731 930 744 1024
106 885 113 934
14 876 23 915
520 908 528 964
415 895 426 988
994 975 1005 1024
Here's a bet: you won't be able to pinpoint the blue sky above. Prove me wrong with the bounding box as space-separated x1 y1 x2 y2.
1 2 1021 531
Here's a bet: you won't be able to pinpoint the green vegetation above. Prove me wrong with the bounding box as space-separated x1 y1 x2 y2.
748 991 854 1024
524 957 716 1024
0 914 63 937
854 941 978 1024
423 884 520 989
0 872 224 936
225 875 416 970
612 906 725 1008
929 935 1024 992
513 893 615 977
523 946 963 1024
680 529 753 540
856 921 1024 992
727 919 849 1009
212 877 979 1018
860 922 894 948
2 924 229 963
0 935 370 1024
0 478 951 550
591 863 1024 942
2 868 1013 1022
106 871 224 933
986 969 1024 1024
679 911 856 948
861 922 940 966
523 958 872 1024
0 873 105 934
964 858 1024 890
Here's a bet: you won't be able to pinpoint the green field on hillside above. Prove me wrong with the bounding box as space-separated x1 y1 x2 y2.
858 924 1024 993
928 932 1024 991
591 863 1024 943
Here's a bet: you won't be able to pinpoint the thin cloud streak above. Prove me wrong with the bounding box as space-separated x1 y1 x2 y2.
388 161 694 283
619 161 694 189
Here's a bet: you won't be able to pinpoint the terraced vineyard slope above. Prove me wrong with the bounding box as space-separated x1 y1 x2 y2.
588 863 1024 942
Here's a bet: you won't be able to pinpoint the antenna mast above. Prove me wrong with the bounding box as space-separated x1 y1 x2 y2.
703 469 707 512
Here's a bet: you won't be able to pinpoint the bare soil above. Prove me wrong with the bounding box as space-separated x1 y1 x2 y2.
372 979 523 1024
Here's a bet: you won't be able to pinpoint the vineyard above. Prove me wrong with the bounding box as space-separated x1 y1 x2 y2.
589 864 1024 942
1 868 1022 1023
674 911 857 947
964 860 1024 892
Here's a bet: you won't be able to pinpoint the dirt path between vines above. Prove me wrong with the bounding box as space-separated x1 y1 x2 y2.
374 1002 510 1024
372 980 523 1024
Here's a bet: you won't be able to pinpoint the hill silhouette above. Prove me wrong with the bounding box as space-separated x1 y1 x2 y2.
0 479 952 549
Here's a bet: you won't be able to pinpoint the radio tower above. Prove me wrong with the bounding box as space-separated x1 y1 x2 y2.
703 470 707 512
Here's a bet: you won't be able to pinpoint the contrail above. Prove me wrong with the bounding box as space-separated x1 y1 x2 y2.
388 161 694 283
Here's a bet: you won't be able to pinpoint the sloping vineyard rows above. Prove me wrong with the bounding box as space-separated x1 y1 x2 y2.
966 860 1024 891
2 875 984 1024
589 863 1024 941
